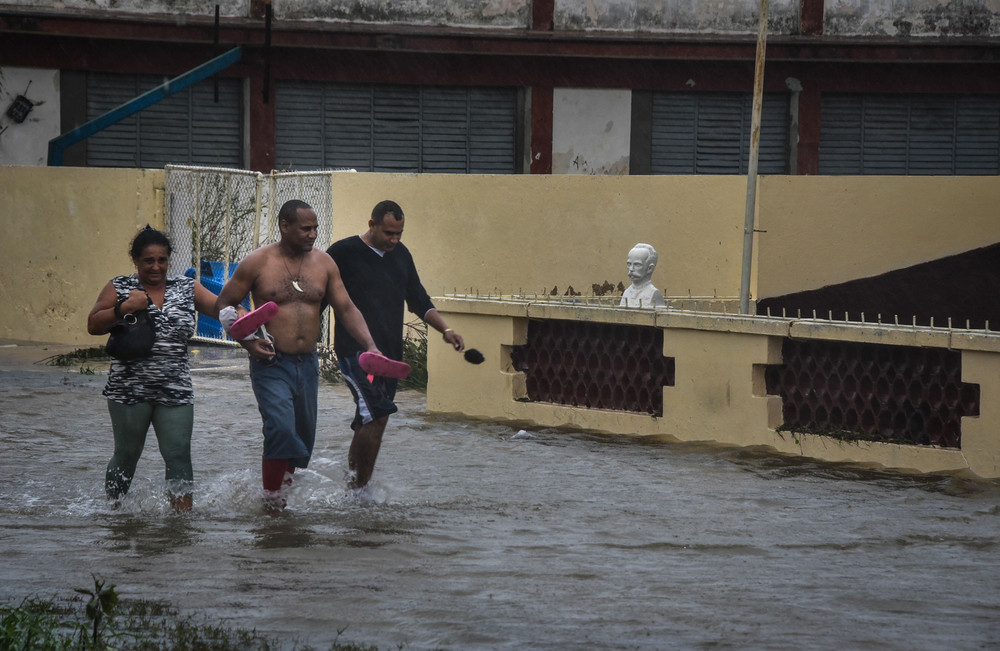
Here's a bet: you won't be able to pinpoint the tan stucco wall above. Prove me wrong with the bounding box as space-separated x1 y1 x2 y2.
427 298 998 478
332 174 1000 309
959 350 1000 478
0 166 165 346
756 175 1000 299
330 173 748 300
3 167 1000 348
3 165 999 476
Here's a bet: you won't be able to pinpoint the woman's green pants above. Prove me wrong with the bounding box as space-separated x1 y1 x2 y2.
105 399 194 499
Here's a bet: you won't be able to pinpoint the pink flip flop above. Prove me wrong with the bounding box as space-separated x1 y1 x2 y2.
359 351 411 379
229 301 279 340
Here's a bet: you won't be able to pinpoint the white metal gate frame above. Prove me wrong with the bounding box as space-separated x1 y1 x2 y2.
164 165 337 345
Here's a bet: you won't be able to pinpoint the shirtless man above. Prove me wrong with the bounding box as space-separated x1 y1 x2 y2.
216 199 380 509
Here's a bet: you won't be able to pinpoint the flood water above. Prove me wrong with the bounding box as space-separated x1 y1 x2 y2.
1 343 998 650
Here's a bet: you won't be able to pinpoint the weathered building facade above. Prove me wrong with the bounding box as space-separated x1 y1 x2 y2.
1 0 998 174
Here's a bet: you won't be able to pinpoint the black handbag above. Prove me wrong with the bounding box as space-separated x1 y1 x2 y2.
106 304 157 361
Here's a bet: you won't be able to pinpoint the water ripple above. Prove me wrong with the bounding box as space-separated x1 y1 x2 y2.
0 361 997 650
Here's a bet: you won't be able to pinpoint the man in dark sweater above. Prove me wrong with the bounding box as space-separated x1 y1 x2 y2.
327 200 465 489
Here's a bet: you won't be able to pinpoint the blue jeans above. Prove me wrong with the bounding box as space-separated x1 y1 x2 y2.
250 351 319 468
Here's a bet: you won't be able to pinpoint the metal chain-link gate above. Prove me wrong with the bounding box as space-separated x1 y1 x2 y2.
164 165 337 345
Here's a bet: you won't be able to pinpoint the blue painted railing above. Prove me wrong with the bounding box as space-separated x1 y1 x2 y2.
47 46 242 166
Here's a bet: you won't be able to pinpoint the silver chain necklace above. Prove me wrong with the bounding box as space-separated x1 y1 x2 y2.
282 252 306 292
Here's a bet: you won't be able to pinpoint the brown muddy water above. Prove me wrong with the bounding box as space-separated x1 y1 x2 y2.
0 342 998 650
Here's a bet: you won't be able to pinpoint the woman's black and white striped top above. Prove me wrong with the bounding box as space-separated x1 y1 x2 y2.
103 275 197 407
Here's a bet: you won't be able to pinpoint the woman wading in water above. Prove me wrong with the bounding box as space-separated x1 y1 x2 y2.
87 226 221 511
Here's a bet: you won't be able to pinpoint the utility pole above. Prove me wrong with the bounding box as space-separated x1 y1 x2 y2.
740 0 769 314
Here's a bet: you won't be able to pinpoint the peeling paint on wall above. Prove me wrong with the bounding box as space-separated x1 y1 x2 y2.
552 88 631 175
5 0 998 36
825 0 1000 37
0 0 249 17
273 0 529 28
553 148 631 175
554 0 801 34
0 0 531 28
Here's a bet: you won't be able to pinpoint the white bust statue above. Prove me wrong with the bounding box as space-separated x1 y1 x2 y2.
620 243 666 308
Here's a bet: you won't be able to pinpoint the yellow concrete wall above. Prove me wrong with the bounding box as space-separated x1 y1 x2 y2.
3 167 999 347
428 298 998 478
330 173 749 299
331 174 1000 304
4 166 999 475
959 350 1000 478
0 166 165 346
756 176 1000 298
661 328 782 444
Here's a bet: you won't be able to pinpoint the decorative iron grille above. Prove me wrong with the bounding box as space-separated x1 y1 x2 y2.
510 319 675 416
765 339 980 448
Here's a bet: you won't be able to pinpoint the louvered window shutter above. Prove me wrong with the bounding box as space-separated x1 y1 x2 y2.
956 96 1000 175
86 73 242 168
276 82 516 173
820 94 1000 175
650 92 789 174
275 83 326 170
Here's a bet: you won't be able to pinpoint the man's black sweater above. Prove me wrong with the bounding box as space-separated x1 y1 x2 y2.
327 235 435 361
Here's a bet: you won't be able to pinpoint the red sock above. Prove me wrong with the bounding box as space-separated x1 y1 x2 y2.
262 458 288 492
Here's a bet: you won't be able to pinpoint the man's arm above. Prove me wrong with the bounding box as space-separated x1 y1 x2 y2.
215 251 273 358
215 254 257 313
325 256 379 354
424 308 465 352
401 250 464 352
